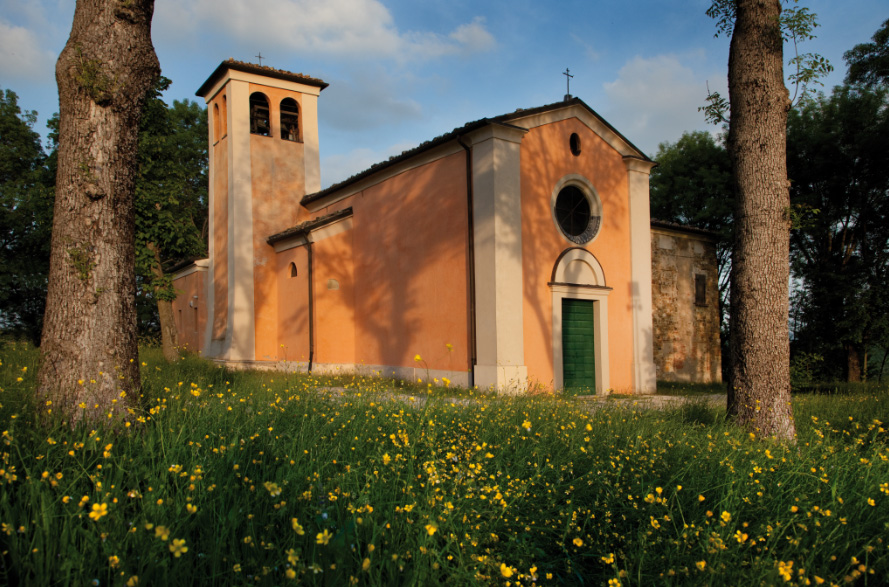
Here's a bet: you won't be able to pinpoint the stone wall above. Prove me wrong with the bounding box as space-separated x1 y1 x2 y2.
650 222 722 383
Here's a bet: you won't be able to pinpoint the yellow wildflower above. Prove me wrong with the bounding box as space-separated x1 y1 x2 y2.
500 563 515 578
696 561 706 571
291 518 305 535
425 523 438 536
316 529 333 545
777 560 793 581
89 503 108 521
287 548 299 565
169 538 188 558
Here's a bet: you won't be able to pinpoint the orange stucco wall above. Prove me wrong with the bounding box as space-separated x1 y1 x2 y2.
276 247 310 363
250 83 311 362
311 151 471 373
171 269 207 354
274 228 357 367
519 119 636 391
211 91 229 341
313 229 356 365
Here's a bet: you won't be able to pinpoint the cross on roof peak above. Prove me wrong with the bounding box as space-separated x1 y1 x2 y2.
563 68 574 100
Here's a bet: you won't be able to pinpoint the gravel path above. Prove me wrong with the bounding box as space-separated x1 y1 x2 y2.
316 387 726 411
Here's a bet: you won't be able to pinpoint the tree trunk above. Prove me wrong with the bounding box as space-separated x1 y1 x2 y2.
147 242 179 362
37 0 159 425
726 0 796 441
845 342 867 383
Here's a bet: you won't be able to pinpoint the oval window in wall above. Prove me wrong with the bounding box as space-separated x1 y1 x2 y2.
569 133 581 156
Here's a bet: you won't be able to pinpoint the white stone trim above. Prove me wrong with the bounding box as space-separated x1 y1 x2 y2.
172 258 209 281
226 78 256 362
202 70 324 103
624 156 657 393
551 284 611 394
465 123 528 392
553 248 605 286
272 216 354 252
311 215 353 244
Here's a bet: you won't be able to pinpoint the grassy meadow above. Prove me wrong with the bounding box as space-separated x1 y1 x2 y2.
0 341 887 586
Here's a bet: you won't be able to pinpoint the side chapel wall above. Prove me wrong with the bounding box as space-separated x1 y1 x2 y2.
303 150 472 377
650 226 722 383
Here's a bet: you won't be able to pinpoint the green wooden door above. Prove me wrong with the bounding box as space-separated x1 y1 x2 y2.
562 298 596 394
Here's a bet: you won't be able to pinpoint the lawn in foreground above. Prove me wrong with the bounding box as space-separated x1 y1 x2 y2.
0 343 887 585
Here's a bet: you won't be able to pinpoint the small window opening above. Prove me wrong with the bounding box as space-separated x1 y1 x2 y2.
249 92 271 136
280 98 300 142
569 133 581 156
289 262 298 277
221 95 228 136
694 274 707 307
213 103 221 142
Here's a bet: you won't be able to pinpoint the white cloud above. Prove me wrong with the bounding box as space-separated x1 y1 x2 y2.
321 141 416 188
602 54 725 157
167 0 494 61
0 20 57 81
571 33 599 62
447 17 496 55
320 68 423 131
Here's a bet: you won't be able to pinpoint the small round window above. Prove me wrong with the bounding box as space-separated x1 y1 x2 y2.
552 181 601 245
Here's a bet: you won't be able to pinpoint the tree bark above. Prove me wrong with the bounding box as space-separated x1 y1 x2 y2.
726 0 796 441
147 241 179 362
37 0 159 425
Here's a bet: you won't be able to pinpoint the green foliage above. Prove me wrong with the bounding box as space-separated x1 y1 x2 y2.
789 352 824 389
787 85 889 379
844 18 889 88
1 344 888 584
134 77 208 332
702 1 832 122
0 88 54 345
650 131 733 337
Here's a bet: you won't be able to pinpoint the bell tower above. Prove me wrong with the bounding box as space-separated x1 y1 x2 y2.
196 60 328 362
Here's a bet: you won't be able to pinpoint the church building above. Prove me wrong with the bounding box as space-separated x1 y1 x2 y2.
171 60 721 394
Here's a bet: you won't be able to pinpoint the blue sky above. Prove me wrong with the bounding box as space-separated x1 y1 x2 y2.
1 0 885 187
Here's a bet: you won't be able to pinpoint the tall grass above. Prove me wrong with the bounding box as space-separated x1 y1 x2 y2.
1 342 887 585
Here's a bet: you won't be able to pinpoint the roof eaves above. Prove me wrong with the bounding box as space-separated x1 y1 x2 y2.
650 218 720 239
197 59 328 98
300 98 652 207
267 207 353 245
